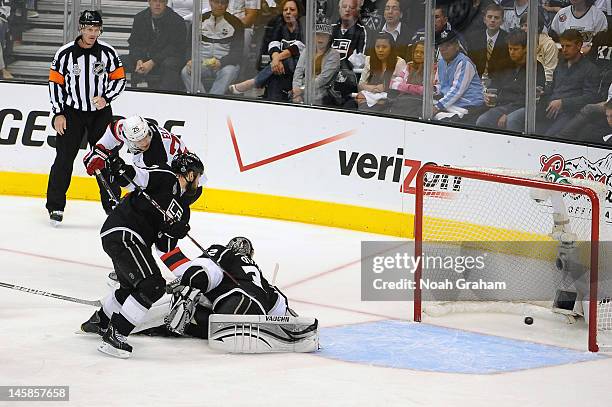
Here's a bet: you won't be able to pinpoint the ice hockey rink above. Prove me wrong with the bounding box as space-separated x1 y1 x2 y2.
1 195 611 407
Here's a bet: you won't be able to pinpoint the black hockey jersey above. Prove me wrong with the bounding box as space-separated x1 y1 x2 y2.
100 164 190 248
164 244 279 313
204 244 278 313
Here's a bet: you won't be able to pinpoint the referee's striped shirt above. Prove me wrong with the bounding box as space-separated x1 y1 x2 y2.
48 37 126 115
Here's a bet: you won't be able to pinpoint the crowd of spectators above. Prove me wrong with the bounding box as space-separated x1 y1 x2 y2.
1 0 610 142
114 0 612 141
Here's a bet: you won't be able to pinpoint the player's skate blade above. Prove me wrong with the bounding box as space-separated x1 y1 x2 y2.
97 342 131 358
98 325 132 359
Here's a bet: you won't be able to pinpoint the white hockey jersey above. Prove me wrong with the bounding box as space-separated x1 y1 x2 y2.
550 5 608 44
97 118 189 169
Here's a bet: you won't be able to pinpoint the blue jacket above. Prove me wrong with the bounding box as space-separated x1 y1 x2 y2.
436 52 484 110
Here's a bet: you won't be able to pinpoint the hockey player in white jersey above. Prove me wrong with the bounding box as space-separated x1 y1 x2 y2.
84 115 188 171
83 115 204 211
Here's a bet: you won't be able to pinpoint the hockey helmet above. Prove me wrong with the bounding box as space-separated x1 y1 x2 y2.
79 10 103 27
171 152 204 176
122 116 152 152
227 237 254 258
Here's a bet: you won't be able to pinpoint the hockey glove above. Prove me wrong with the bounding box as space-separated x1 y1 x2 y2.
161 221 190 240
83 145 110 176
106 154 129 177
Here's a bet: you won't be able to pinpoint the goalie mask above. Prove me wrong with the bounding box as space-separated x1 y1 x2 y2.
122 115 151 153
227 237 254 258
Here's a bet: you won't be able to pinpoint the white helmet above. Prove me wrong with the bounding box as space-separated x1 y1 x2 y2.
122 115 151 152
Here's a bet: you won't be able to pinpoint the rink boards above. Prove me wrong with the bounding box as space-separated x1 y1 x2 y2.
0 82 611 239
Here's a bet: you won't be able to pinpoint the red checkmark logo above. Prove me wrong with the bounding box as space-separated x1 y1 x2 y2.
227 117 356 172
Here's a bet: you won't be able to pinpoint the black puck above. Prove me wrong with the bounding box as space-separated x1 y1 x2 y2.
524 316 534 325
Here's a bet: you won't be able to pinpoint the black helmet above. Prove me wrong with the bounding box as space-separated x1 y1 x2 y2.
227 237 254 258
171 152 204 176
79 10 103 26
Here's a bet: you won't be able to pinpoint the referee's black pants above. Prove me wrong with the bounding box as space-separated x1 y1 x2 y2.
46 105 121 214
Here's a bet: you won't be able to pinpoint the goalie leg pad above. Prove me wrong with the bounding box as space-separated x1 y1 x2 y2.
208 314 319 353
165 286 204 335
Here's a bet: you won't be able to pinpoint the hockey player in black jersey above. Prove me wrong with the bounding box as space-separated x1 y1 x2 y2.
82 151 204 358
159 237 291 339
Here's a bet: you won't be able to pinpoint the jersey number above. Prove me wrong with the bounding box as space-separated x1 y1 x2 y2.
243 266 263 289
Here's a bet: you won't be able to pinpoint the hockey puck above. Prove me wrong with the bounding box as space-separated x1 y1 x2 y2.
524 316 534 325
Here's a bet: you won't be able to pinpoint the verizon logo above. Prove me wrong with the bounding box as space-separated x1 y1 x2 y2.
338 148 462 194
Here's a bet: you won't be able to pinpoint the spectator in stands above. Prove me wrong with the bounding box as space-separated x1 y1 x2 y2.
291 19 340 105
549 0 608 47
229 0 303 101
388 40 425 116
25 0 37 19
125 0 187 91
380 0 413 60
594 0 611 14
0 2 11 79
411 5 468 57
332 0 367 68
433 32 485 122
500 0 529 32
360 0 386 32
0 46 12 79
0 1 8 44
476 29 545 131
181 0 244 94
541 29 600 136
542 0 570 27
585 20 612 97
519 13 558 84
466 3 513 82
556 83 612 142
349 32 406 111
462 0 496 38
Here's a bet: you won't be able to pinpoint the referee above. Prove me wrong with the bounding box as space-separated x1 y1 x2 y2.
47 10 126 226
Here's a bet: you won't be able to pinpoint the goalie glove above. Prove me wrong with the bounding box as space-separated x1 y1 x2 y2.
83 144 110 176
164 285 203 335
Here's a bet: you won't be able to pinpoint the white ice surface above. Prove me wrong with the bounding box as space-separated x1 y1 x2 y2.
0 196 611 407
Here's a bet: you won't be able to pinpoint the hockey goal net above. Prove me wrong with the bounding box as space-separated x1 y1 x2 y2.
413 164 612 352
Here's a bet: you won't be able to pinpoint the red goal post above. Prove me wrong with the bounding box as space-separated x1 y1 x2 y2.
413 164 607 352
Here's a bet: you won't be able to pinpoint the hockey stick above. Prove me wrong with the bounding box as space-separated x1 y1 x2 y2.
94 169 119 207
271 263 279 285
0 281 101 307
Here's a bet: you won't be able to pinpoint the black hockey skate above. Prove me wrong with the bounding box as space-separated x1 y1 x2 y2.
49 210 63 227
80 310 108 336
98 324 132 359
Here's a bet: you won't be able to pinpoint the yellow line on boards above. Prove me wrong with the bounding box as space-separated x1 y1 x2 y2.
0 172 413 238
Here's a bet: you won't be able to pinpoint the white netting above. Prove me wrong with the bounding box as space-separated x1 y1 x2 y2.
416 166 612 351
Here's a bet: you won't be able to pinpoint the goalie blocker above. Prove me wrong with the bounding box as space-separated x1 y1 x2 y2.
208 314 319 353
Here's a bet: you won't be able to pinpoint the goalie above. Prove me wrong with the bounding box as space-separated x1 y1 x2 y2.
84 236 319 353
160 237 318 353
162 237 290 335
